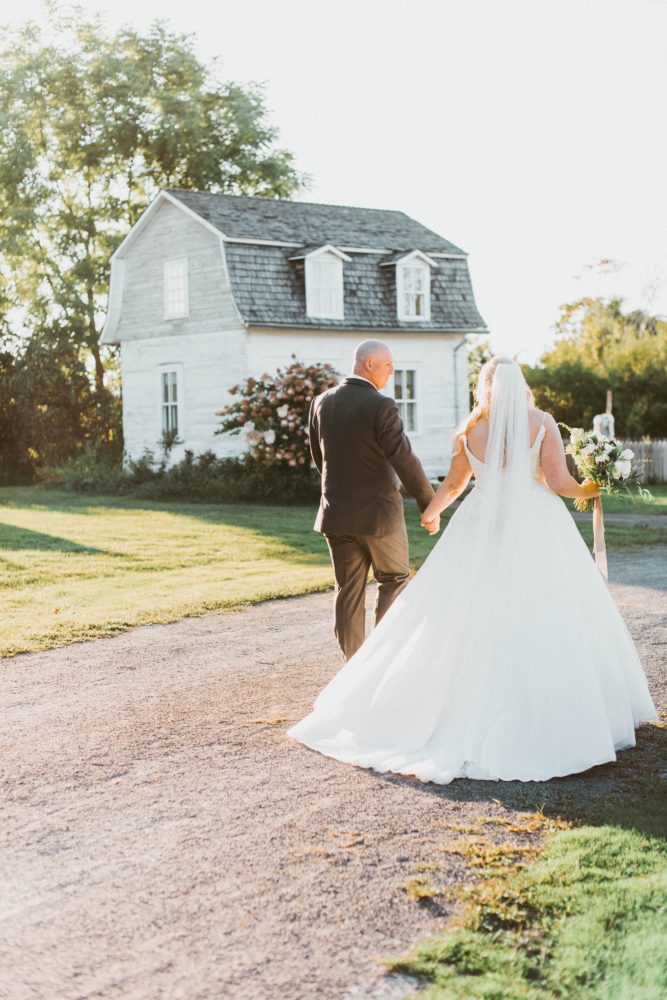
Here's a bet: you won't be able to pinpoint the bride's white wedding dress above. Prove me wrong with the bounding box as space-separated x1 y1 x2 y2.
288 369 657 784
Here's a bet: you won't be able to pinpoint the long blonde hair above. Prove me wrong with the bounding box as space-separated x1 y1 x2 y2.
458 355 535 437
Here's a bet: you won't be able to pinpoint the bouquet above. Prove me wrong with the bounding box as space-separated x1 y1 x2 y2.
561 425 653 513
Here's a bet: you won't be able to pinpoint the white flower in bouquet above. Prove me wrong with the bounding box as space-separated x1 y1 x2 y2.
621 448 634 461
246 430 261 445
263 429 276 444
243 421 256 436
580 443 596 456
612 460 632 480
276 404 289 418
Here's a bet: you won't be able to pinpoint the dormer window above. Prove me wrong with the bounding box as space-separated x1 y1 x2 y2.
382 250 437 323
290 244 351 320
307 254 342 318
398 263 429 320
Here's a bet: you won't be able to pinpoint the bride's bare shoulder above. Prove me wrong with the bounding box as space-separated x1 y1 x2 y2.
466 419 488 444
529 407 552 428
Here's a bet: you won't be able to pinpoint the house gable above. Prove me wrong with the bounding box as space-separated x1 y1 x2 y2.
101 195 242 345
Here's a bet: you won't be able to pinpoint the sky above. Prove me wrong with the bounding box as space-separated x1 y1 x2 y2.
4 0 667 361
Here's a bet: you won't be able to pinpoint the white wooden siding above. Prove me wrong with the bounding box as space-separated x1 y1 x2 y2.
121 329 247 463
114 199 241 343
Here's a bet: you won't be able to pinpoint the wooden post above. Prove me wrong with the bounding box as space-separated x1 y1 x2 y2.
606 389 613 414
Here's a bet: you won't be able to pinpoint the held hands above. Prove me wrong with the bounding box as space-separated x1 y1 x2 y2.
420 514 441 535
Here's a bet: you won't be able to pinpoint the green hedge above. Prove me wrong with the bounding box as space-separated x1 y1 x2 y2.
42 448 321 504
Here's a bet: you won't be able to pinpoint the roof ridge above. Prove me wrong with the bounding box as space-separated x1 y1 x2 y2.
165 187 415 219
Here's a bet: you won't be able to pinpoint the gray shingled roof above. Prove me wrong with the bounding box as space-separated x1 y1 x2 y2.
166 189 466 253
165 189 487 333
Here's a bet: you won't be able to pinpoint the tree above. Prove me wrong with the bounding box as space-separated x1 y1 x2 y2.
523 298 667 438
0 328 122 482
0 4 303 391
466 336 494 407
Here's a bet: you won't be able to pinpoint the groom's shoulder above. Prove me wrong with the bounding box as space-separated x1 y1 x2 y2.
311 382 340 407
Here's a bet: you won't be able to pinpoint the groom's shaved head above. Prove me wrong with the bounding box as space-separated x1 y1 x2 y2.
354 339 390 364
353 339 394 390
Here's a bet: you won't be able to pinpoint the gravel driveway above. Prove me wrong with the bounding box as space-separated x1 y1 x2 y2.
2 548 665 1000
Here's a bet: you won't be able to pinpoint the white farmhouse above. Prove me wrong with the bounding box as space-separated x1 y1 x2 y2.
102 189 487 476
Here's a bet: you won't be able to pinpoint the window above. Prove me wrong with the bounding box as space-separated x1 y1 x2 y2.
397 262 430 321
393 369 418 432
161 370 179 436
163 258 189 319
305 253 344 319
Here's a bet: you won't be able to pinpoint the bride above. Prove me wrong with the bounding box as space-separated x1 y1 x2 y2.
287 356 657 783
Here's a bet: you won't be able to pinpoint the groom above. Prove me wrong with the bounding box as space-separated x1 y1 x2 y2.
308 340 439 661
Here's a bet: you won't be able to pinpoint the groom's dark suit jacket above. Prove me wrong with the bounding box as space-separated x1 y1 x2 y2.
308 376 434 536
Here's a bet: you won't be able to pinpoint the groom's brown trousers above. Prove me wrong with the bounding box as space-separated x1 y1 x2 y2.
324 526 410 661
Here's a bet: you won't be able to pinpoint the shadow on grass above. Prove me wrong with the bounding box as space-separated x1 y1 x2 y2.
0 486 444 570
0 522 108 555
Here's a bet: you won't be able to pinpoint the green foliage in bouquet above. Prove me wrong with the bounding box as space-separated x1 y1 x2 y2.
561 423 654 512
216 356 340 469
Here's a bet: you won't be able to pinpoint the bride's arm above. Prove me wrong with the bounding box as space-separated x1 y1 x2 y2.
420 436 472 525
541 414 601 500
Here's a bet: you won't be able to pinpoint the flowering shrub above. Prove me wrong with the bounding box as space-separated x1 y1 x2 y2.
215 356 339 468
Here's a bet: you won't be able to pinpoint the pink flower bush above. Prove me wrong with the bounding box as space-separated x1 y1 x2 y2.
216 356 339 468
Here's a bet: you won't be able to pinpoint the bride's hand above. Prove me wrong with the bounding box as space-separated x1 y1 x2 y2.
581 478 602 499
421 515 441 535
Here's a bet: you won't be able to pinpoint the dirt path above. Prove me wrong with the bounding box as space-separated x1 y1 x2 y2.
2 548 665 1000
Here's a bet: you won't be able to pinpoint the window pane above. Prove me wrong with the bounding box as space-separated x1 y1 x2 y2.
161 371 179 434
393 370 417 430
399 265 429 319
164 259 188 316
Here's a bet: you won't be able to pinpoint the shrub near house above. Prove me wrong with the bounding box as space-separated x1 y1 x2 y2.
45 358 338 502
216 357 339 471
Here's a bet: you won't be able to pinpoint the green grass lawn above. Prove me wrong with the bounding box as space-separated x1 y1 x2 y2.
386 721 667 999
0 486 664 658
0 486 446 657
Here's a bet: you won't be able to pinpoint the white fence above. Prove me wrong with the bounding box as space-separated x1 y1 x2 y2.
620 440 667 483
